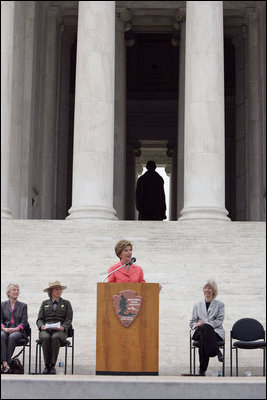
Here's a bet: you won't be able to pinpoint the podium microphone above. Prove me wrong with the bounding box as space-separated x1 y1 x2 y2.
102 257 136 282
128 257 136 266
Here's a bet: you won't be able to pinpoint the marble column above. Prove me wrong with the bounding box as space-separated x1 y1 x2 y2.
126 141 140 220
1 2 15 219
113 12 127 220
168 146 177 221
67 1 117 219
177 18 185 219
21 1 36 219
179 1 229 221
232 28 246 221
125 144 136 220
246 8 262 221
41 6 59 218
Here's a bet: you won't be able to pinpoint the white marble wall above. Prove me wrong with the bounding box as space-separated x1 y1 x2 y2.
1 219 266 376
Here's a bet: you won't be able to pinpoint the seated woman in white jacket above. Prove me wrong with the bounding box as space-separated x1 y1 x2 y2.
189 279 225 376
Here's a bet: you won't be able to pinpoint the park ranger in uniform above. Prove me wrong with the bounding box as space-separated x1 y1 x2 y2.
36 281 73 374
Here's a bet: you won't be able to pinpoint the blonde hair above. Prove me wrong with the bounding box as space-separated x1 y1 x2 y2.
115 240 133 258
6 283 20 298
203 279 218 298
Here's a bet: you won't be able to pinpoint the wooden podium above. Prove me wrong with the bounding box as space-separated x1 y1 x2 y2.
96 282 159 375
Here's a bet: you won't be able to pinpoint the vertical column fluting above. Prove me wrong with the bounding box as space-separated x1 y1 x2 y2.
177 19 186 219
179 1 229 221
246 8 262 221
1 2 15 219
42 6 59 218
113 14 126 220
67 1 117 219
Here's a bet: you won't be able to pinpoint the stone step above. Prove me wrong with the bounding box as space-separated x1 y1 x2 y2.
1 375 266 399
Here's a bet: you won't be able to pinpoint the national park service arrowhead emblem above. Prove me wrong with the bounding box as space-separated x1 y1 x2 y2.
113 290 142 327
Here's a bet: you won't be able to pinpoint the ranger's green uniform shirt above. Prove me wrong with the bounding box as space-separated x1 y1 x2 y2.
36 297 73 332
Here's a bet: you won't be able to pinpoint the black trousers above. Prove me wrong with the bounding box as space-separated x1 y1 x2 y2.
192 323 223 372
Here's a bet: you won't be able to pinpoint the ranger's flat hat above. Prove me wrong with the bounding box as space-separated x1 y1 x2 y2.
43 280 67 292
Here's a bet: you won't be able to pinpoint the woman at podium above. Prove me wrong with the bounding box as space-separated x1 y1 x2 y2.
107 240 146 283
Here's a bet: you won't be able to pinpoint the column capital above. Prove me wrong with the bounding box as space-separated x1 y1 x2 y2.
245 7 257 15
1 208 13 219
231 25 247 47
127 139 141 156
116 8 132 23
59 23 65 33
171 9 186 47
117 7 132 32
174 9 186 27
46 5 60 17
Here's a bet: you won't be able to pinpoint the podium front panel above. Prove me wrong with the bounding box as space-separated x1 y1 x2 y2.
96 282 159 374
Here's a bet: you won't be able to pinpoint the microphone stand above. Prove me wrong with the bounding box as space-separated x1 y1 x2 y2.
102 261 131 283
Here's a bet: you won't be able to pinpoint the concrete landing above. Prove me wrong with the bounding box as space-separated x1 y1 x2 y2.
1 375 266 399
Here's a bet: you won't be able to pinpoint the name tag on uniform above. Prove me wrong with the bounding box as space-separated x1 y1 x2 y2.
61 305 64 308
45 305 49 308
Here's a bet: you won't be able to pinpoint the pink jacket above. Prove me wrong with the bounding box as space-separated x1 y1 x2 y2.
107 262 146 283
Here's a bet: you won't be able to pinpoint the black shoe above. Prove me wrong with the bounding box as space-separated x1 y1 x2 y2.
42 366 50 374
217 351 224 362
199 369 206 376
50 366 56 374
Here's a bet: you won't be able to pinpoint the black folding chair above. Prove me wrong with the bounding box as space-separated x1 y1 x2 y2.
35 325 74 374
230 318 266 376
15 325 31 373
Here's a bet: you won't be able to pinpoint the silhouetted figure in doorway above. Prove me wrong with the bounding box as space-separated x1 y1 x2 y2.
136 161 167 221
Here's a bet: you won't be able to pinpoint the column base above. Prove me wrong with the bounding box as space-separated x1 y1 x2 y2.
178 206 230 221
66 206 118 220
1 207 12 219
